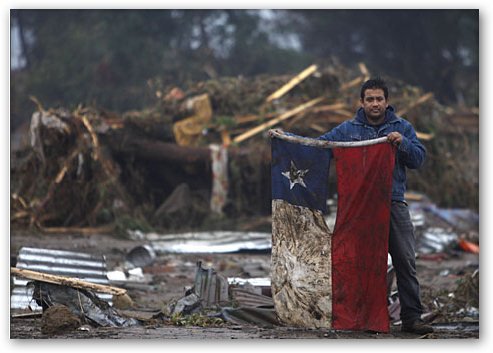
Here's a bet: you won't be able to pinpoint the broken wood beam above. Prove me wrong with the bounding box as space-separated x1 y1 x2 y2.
310 103 348 114
81 115 101 161
416 132 434 140
286 102 349 129
358 62 370 81
340 76 364 91
233 97 325 144
220 129 232 147
309 123 327 133
266 64 318 102
235 114 262 125
397 92 434 116
10 267 127 296
39 224 115 235
404 192 425 201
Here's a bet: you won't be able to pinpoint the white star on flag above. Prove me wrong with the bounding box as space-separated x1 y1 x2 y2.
282 160 309 190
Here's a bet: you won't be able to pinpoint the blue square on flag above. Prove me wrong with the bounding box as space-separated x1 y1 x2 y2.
271 138 331 212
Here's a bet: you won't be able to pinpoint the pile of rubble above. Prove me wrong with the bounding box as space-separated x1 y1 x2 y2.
10 62 478 234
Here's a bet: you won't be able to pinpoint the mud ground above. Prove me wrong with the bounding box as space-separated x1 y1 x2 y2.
9 231 479 339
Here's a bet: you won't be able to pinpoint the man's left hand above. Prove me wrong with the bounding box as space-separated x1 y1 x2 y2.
387 132 403 146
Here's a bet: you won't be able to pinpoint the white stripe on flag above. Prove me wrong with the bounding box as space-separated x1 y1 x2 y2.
271 199 333 328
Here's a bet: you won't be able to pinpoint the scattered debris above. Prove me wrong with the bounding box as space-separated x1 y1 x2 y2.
11 247 113 311
408 200 479 255
10 62 478 234
41 304 81 336
32 281 138 327
125 244 157 268
458 239 479 254
127 231 271 254
219 307 279 327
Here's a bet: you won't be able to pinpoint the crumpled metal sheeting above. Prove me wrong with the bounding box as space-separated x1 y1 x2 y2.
169 261 230 315
417 227 459 254
220 307 280 327
193 261 230 308
170 293 202 316
33 282 139 328
408 200 479 254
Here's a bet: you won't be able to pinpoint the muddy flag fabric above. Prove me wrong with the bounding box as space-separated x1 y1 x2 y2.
271 137 395 332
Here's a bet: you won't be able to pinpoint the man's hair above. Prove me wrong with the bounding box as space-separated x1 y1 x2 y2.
360 77 389 100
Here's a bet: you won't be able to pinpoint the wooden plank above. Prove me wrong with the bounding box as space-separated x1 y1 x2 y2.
266 65 318 102
416 131 434 140
39 224 115 235
220 129 232 146
81 115 100 160
340 76 364 91
309 123 326 133
11 267 127 296
397 92 434 116
11 312 43 319
324 116 351 123
235 114 261 124
309 103 347 113
404 192 425 201
233 97 325 144
358 62 370 80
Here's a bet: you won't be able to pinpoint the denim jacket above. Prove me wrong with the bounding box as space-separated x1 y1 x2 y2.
317 106 426 202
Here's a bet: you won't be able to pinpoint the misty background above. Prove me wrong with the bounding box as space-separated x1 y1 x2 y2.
10 9 478 131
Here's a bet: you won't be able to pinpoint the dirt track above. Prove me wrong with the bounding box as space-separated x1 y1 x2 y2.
9 231 479 339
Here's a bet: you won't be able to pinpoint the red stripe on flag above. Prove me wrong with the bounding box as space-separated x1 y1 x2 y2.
331 143 395 332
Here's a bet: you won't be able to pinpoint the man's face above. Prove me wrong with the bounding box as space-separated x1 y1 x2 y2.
360 88 388 123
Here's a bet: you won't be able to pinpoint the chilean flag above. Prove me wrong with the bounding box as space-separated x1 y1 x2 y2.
271 136 395 333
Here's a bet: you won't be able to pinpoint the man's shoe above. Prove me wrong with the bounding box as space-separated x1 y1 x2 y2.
401 319 434 334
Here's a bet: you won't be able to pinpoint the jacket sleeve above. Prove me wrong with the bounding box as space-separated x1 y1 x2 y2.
397 122 426 169
317 123 348 142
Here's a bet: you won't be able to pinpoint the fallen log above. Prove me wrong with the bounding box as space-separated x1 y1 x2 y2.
105 134 255 164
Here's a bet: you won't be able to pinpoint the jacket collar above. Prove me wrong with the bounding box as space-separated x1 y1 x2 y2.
354 105 399 125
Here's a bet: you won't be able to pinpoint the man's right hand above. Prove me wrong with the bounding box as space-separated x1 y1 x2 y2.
268 128 284 138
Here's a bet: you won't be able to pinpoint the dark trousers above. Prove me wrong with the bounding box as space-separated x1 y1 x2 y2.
389 201 423 323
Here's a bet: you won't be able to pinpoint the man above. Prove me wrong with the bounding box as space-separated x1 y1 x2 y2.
270 78 433 334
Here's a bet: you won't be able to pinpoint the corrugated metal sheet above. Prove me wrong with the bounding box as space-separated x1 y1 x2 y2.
11 247 112 311
220 307 279 327
230 288 273 308
127 231 271 253
193 261 229 307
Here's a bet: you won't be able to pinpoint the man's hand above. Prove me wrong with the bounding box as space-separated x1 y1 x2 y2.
268 128 284 138
387 132 403 146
